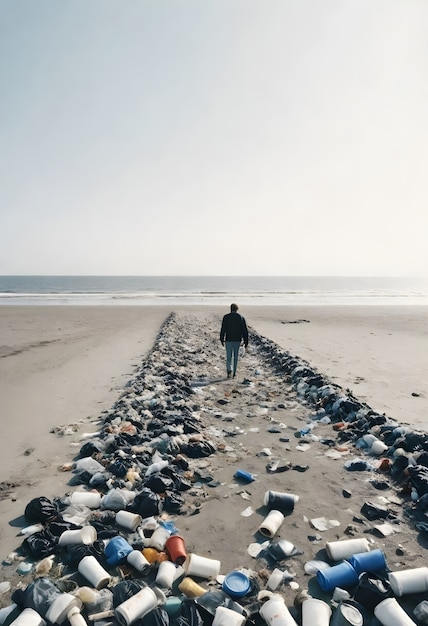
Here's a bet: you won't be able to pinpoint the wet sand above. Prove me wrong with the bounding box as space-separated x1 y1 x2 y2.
0 304 427 618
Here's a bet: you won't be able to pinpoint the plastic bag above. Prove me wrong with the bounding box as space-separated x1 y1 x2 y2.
23 529 58 558
24 497 60 524
112 580 146 608
141 607 170 625
130 488 162 518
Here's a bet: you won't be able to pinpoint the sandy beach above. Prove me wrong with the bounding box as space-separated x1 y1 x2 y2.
0 304 427 621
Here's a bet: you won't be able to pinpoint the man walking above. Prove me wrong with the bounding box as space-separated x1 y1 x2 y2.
220 303 249 378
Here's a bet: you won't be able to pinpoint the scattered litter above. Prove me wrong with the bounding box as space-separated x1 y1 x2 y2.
310 517 341 531
296 443 311 452
241 507 254 517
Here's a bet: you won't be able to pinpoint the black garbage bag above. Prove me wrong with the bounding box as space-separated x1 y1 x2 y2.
360 501 389 521
141 607 169 626
174 600 204 626
62 539 106 566
14 578 60 615
47 520 82 537
79 441 104 457
23 529 58 558
24 497 61 524
131 488 162 518
408 465 428 497
353 572 392 612
181 441 216 459
109 459 129 478
112 580 147 607
144 474 174 494
163 492 184 513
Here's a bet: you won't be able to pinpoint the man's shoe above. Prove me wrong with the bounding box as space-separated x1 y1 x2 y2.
227 371 232 378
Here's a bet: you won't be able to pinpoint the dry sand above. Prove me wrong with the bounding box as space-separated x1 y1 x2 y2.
0 304 427 619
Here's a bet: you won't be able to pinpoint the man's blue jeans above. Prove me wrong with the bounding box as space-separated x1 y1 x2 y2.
225 341 241 376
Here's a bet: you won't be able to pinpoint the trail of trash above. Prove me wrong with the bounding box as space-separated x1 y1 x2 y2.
1 312 428 625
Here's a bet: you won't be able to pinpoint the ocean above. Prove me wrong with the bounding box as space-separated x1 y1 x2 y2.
0 276 427 306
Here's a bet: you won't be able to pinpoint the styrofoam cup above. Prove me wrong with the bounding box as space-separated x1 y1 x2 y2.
155 560 177 589
301 598 332 626
9 609 46 626
115 511 142 532
149 526 171 551
126 550 150 573
183 553 221 579
70 492 102 509
78 556 112 590
258 510 284 538
259 596 298 626
389 567 428 596
374 597 418 626
212 606 246 626
58 526 97 546
115 586 166 626
326 538 370 561
370 440 388 455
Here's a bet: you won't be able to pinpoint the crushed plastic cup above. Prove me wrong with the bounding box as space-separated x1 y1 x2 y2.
155 560 177 589
58 526 97 546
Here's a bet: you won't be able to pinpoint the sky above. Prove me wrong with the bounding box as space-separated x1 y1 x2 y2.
1 0 427 277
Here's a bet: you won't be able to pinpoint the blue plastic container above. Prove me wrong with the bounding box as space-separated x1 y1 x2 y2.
317 561 359 592
222 571 251 598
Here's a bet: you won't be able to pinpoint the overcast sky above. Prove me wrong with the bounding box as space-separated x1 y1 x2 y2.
1 1 427 276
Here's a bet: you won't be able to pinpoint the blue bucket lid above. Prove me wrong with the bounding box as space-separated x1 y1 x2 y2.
222 571 251 598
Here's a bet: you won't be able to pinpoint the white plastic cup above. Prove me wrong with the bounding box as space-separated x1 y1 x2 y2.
78 556 112 590
389 567 428 596
115 511 142 532
70 492 102 509
370 440 388 455
155 560 177 589
126 550 150 573
301 598 332 626
9 609 46 626
149 526 171 551
212 606 246 626
267 569 284 591
326 538 370 561
183 553 221 579
259 596 298 626
258 510 284 538
58 526 97 546
374 597 418 626
115 587 166 626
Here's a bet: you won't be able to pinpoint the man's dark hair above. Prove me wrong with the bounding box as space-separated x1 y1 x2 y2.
230 303 238 312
